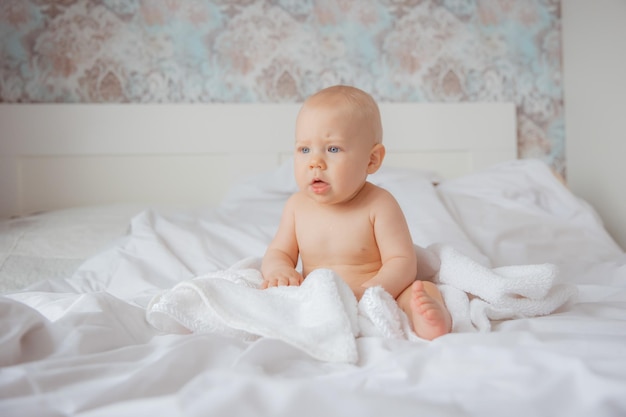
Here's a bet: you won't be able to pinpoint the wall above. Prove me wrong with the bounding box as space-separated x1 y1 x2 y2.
562 0 626 250
0 0 564 172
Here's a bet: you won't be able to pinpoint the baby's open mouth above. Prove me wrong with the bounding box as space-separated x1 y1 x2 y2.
310 178 329 193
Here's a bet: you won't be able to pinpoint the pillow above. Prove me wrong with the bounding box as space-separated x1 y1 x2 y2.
369 166 490 266
216 159 297 248
436 159 624 266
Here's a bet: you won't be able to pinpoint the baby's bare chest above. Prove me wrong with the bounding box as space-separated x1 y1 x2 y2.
295 210 378 259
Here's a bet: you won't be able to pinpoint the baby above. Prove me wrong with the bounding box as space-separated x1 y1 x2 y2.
261 85 451 340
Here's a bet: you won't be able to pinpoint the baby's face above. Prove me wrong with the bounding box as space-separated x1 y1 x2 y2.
294 99 377 205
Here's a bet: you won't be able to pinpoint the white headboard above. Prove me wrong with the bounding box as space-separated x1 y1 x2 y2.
0 103 516 217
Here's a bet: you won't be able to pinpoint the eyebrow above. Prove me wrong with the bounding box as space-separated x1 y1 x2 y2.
296 133 350 143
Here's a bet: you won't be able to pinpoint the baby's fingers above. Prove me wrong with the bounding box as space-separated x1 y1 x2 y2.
280 274 304 286
261 274 300 289
287 276 302 286
261 277 287 288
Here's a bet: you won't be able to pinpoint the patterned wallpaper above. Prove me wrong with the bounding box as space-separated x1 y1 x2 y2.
0 0 564 173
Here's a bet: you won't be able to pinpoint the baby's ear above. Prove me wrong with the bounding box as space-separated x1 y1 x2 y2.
367 143 386 174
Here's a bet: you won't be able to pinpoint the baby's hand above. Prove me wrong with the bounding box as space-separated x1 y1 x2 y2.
261 269 303 289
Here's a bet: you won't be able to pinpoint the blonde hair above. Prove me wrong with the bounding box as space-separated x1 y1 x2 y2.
305 85 383 144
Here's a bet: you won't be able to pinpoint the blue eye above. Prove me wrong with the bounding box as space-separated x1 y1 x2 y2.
300 147 310 154
328 146 340 153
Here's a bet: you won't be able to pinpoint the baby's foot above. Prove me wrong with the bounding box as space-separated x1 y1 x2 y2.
409 281 452 340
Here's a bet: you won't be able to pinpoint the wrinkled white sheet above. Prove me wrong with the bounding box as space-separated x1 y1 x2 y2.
2 160 626 417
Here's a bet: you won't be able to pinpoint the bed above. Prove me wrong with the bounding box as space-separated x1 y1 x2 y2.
1 103 625 417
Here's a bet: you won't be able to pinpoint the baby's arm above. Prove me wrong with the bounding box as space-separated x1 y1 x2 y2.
361 191 418 298
261 196 303 288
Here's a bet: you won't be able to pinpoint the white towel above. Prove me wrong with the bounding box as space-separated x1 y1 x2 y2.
147 258 360 363
430 244 578 332
146 246 577 363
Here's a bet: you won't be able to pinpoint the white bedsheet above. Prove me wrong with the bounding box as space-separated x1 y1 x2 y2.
1 160 626 417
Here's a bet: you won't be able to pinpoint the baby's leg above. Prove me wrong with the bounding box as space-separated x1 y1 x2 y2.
397 280 451 340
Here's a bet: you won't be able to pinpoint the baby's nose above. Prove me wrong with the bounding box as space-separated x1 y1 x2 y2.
308 155 326 169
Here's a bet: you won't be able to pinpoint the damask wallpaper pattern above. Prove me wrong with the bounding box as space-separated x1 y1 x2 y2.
0 0 564 172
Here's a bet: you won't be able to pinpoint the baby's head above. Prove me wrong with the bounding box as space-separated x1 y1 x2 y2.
298 85 383 147
294 85 386 204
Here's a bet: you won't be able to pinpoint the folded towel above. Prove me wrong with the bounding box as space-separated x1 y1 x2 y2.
146 245 578 362
430 244 578 332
